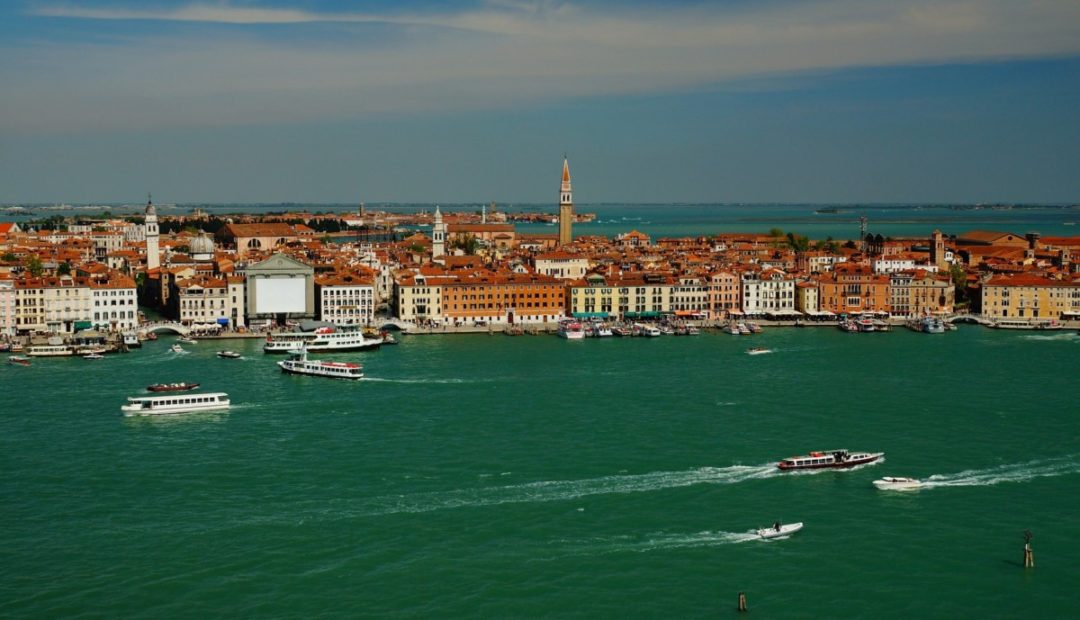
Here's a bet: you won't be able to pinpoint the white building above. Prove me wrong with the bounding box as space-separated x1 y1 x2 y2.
90 277 138 331
534 252 590 280
741 268 796 315
0 278 15 337
316 275 376 325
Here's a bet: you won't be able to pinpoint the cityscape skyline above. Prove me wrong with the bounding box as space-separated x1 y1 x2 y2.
2 1 1080 204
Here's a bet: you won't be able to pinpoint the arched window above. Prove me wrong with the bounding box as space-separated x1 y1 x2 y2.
247 239 262 249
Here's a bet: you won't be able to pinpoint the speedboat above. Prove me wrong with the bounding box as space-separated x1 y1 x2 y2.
757 522 803 539
8 355 31 366
82 353 105 360
170 344 184 353
746 348 772 355
217 350 242 359
177 337 197 344
872 476 922 491
778 449 883 471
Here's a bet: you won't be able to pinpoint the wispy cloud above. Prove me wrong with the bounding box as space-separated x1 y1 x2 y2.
8 1 1080 133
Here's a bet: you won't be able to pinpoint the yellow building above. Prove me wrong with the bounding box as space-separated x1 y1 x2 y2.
568 273 673 319
981 274 1080 321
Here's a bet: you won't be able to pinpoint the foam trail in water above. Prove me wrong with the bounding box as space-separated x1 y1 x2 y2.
360 464 779 517
564 530 761 556
1019 333 1078 342
362 377 491 384
924 455 1080 489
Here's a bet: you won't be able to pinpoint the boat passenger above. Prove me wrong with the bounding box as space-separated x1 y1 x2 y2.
773 521 781 532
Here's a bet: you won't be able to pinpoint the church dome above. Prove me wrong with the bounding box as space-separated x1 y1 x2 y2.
190 232 215 257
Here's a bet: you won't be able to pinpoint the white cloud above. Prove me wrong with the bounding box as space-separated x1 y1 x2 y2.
7 0 1080 132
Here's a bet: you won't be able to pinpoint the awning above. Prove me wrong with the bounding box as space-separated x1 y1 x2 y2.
624 311 662 318
216 318 230 325
73 321 93 330
572 312 610 318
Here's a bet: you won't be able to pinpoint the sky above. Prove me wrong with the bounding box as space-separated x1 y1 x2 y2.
2 0 1080 205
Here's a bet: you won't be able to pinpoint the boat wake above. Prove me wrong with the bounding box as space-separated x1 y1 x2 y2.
559 530 760 556
356 464 779 517
923 455 1080 489
362 377 494 384
1019 333 1078 342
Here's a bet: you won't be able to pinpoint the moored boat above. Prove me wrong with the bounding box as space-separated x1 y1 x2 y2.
121 392 230 416
264 324 383 353
777 449 883 471
757 522 803 539
147 382 200 392
557 320 586 340
872 476 922 491
26 344 74 357
277 347 363 380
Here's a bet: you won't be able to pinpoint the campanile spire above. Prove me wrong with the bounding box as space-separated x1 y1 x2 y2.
558 156 573 246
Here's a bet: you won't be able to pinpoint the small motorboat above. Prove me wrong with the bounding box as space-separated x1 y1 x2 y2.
746 348 773 355
177 337 197 344
82 353 105 360
170 344 184 353
217 350 242 359
757 522 803 539
8 355 31 366
147 382 200 392
872 477 922 491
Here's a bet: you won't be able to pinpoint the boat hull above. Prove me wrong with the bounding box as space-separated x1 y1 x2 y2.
778 451 884 471
757 522 803 539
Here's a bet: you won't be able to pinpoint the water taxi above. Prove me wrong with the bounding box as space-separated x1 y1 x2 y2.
557 320 586 340
121 392 230 416
82 353 105 360
777 449 883 471
170 344 184 353
217 350 242 359
8 355 31 366
277 347 363 380
746 347 773 355
872 476 922 491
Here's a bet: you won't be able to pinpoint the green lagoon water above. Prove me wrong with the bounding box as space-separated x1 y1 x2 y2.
3 327 1079 618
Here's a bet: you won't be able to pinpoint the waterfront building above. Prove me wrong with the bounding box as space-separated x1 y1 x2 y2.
795 280 820 315
316 273 375 325
89 275 138 331
568 273 672 320
533 252 590 280
393 271 445 323
981 274 1080 321
441 271 564 325
889 270 954 318
707 270 741 318
0 277 14 336
558 157 574 246
670 276 710 317
245 253 315 326
171 277 230 325
226 276 246 329
817 263 891 315
741 267 796 316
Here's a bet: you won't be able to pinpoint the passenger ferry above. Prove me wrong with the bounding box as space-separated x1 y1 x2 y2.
263 325 382 353
777 449 883 471
121 392 230 416
277 347 363 380
26 345 74 357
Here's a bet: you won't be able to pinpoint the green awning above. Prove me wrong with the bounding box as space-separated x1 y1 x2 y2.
624 311 661 318
572 312 610 318
74 321 93 330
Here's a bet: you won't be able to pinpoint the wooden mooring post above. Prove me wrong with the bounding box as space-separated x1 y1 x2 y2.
1023 530 1035 568
737 592 748 612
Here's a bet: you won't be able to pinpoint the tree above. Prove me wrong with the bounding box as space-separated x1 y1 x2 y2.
786 232 811 253
26 255 44 277
1 252 16 262
949 263 968 304
58 261 72 276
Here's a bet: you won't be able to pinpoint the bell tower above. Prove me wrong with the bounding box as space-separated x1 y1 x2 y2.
145 194 160 271
558 156 573 246
432 205 446 258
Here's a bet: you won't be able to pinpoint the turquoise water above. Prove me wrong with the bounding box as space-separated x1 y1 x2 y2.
3 328 1079 618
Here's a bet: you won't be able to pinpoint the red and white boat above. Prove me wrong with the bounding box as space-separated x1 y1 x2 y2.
777 449 883 471
557 320 586 340
147 382 201 392
277 347 363 380
8 355 31 366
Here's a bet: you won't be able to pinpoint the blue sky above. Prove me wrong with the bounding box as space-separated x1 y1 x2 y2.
2 0 1079 204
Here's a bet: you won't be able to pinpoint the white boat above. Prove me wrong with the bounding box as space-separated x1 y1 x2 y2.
746 348 772 355
82 353 105 360
593 324 613 337
26 344 74 357
123 333 141 348
170 344 184 353
757 522 803 539
746 322 763 334
724 322 742 335
121 392 230 416
872 476 922 491
737 322 751 335
277 347 363 380
637 323 662 337
264 324 383 353
217 350 242 359
557 320 586 340
177 337 197 344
